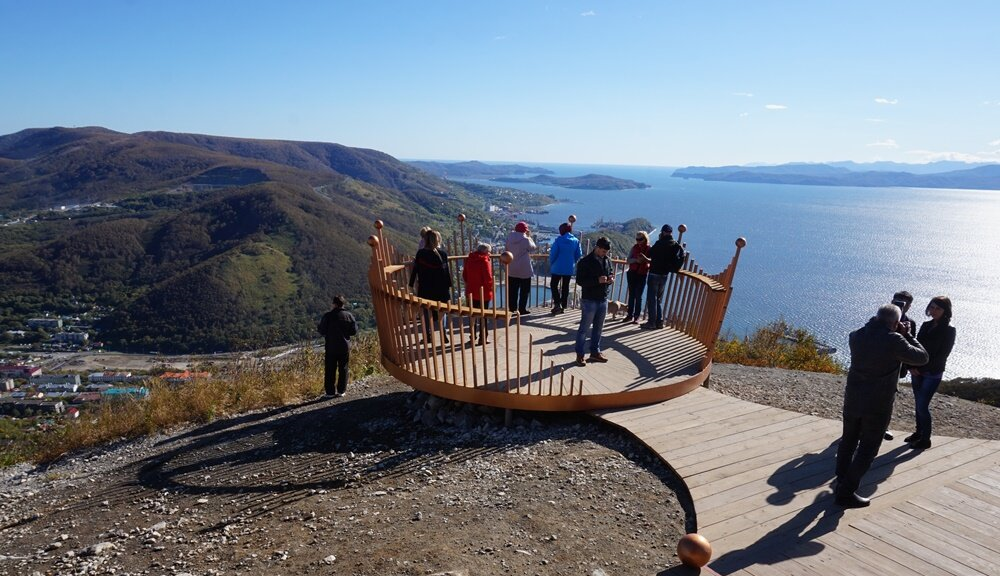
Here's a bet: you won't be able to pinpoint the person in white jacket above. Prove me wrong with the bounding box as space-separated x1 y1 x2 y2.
504 221 537 315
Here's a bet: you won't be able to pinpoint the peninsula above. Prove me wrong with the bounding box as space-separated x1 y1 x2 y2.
492 173 650 190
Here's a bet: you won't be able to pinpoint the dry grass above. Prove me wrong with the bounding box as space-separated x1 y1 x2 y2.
30 333 384 465
715 320 844 374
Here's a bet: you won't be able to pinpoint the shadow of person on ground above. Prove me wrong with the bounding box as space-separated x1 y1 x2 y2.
766 440 839 505
709 492 844 574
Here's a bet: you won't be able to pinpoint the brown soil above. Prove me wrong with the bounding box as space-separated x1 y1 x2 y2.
0 376 692 576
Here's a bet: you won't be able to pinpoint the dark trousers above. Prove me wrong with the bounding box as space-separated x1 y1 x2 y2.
911 371 943 442
508 277 532 312
470 299 492 340
551 274 571 310
324 350 349 395
645 273 667 326
835 411 891 496
626 271 647 320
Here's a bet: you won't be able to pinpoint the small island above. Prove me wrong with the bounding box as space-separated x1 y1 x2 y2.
492 173 650 190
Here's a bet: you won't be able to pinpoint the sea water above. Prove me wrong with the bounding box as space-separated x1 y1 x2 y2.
458 164 1000 379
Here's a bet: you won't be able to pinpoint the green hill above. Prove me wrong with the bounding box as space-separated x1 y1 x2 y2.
0 127 538 352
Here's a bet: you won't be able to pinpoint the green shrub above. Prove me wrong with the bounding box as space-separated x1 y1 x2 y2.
714 320 844 374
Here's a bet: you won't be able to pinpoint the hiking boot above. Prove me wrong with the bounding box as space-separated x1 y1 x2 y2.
587 353 609 363
908 438 932 450
575 355 587 367
883 430 894 441
903 432 919 443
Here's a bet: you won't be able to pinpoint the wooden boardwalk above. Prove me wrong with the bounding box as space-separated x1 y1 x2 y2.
596 388 1000 576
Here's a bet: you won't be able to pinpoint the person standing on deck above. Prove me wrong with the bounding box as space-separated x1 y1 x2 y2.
643 225 686 330
835 303 927 508
574 237 614 367
505 221 537 315
549 222 582 315
624 230 651 324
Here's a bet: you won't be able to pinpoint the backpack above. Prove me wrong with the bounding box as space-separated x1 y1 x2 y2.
666 240 686 273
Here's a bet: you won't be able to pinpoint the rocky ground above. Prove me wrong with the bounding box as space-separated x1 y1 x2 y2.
2 364 998 576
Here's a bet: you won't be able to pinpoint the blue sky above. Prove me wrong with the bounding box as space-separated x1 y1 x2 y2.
3 1 999 166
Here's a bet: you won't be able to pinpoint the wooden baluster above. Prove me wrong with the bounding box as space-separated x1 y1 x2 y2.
526 333 533 395
548 360 554 395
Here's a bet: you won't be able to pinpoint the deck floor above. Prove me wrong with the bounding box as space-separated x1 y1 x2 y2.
596 388 1000 576
398 307 707 396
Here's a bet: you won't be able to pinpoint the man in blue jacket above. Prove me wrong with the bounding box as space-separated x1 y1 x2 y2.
574 237 614 367
835 303 927 508
548 222 582 314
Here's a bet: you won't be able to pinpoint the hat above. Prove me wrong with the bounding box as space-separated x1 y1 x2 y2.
514 221 529 233
660 224 673 235
558 222 571 235
595 237 612 250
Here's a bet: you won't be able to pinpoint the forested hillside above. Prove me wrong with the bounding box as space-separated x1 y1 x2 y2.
0 128 542 352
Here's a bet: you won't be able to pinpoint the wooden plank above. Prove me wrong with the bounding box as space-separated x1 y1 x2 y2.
686 426 840 491
894 500 1000 555
819 531 927 576
855 511 997 575
953 477 1000 508
638 405 800 453
671 418 837 473
823 525 954 576
935 485 1000 526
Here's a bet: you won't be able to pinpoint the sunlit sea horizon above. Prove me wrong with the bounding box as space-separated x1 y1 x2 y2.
456 163 1000 379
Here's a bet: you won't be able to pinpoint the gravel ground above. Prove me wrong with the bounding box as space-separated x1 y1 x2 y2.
2 363 998 576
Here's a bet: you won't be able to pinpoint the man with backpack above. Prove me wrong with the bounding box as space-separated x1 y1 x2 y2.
317 295 358 398
643 224 686 330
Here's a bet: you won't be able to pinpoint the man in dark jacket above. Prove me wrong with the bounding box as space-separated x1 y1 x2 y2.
643 224 686 329
835 303 928 508
574 237 614 366
317 295 358 397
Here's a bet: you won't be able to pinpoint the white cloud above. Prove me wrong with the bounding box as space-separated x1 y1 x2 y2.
733 92 754 97
874 97 899 105
493 35 507 41
764 104 786 110
865 118 886 123
867 139 899 148
581 10 596 16
989 139 1000 147
905 149 1000 162
739 112 750 118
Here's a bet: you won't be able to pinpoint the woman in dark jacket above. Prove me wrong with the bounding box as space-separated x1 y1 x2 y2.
906 296 956 450
409 229 452 341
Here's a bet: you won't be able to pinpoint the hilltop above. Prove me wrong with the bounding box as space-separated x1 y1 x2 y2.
0 128 550 353
2 363 999 575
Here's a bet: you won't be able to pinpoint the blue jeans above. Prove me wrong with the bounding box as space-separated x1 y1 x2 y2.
626 271 647 320
575 299 607 356
645 273 667 326
911 371 943 442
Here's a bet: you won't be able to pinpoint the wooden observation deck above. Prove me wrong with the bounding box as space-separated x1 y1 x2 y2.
366 216 746 411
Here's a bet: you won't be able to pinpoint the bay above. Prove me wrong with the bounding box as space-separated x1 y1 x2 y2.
459 163 1000 379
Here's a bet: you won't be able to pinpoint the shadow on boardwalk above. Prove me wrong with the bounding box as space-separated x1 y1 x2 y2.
710 444 921 574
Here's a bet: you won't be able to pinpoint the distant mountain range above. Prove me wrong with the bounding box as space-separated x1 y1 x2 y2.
407 160 554 178
673 161 1000 190
0 127 514 353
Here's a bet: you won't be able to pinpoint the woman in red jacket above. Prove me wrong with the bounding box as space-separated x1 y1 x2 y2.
463 243 494 345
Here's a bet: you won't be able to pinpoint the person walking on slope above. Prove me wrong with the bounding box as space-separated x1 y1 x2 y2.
835 303 927 508
548 222 582 315
906 296 957 450
643 225 686 330
463 242 495 345
317 295 358 398
574 237 614 367
505 221 537 315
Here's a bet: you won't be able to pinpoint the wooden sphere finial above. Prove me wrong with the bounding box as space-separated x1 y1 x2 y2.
457 214 466 222
736 237 747 248
499 251 514 265
367 235 380 247
374 220 384 230
568 214 577 223
678 223 687 233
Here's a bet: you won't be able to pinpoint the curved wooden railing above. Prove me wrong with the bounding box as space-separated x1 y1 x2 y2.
366 216 745 411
